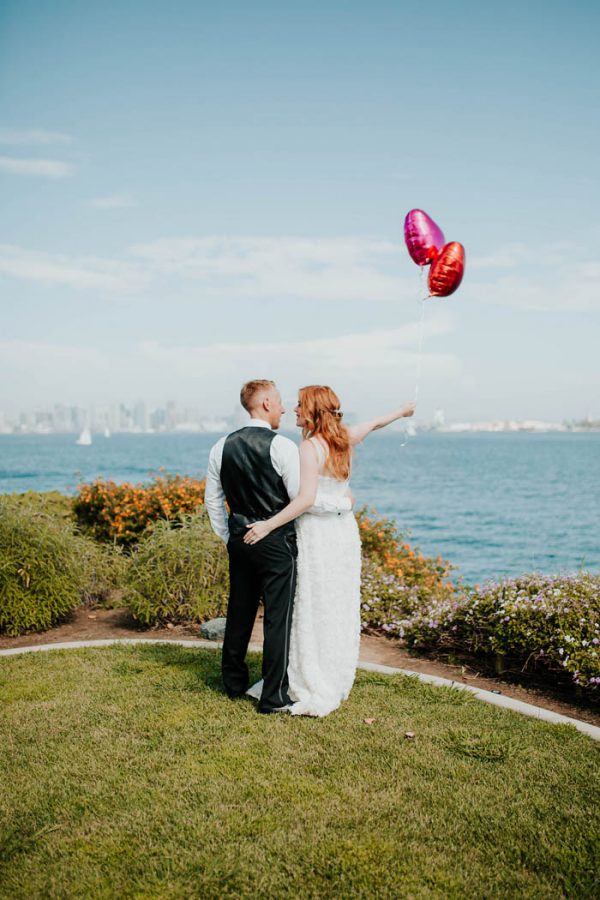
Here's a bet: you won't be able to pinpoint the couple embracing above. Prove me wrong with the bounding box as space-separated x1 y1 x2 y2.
205 380 415 717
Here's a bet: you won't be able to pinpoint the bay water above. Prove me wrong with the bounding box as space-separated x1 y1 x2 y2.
1 431 598 585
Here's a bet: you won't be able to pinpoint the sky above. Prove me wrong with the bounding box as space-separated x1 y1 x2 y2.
1 0 599 423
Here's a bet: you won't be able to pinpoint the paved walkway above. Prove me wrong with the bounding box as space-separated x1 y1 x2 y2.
2 636 598 742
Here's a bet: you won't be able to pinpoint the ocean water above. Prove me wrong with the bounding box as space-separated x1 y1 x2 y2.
0 431 598 585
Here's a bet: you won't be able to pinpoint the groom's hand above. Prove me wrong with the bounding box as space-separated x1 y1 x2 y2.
244 521 272 545
403 402 416 418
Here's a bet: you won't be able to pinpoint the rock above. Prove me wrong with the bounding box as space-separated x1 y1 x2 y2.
200 618 228 640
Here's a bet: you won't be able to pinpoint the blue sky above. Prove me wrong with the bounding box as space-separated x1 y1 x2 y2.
1 0 599 422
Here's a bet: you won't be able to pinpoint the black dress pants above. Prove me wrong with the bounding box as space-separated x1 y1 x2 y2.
222 527 297 712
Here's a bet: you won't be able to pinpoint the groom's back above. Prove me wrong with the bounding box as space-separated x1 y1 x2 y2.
220 426 290 521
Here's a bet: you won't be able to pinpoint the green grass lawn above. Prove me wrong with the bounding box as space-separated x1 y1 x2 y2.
1 644 598 899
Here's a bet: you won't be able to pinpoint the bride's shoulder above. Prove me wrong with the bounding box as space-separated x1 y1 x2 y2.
299 436 319 455
304 435 328 464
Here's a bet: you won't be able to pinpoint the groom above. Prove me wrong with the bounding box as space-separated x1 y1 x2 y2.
205 379 351 714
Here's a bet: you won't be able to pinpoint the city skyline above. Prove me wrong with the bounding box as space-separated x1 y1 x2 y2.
2 396 598 436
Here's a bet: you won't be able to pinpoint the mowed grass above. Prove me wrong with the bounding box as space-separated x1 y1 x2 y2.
0 645 598 899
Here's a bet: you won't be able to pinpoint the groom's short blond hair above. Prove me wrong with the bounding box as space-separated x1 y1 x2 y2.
240 379 276 412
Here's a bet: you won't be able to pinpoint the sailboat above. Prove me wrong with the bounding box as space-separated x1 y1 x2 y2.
76 427 92 446
104 427 111 438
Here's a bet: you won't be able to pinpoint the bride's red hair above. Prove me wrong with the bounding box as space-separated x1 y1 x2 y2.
298 385 352 480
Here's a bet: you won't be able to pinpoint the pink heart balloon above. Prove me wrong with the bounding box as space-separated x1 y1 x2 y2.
404 209 445 267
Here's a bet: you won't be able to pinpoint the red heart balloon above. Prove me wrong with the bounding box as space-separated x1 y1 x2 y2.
428 242 465 297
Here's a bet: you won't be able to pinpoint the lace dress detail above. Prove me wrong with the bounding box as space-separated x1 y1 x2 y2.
287 437 361 717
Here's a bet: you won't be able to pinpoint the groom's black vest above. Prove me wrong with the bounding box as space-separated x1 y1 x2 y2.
220 427 291 533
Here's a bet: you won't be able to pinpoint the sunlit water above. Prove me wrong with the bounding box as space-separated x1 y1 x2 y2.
1 431 598 584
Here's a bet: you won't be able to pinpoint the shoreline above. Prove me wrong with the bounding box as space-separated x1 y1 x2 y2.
1 486 598 586
2 428 600 437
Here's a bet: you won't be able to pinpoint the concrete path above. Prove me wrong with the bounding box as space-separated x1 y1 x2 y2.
1 637 598 742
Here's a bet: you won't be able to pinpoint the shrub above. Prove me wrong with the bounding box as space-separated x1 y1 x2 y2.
78 539 129 606
125 510 229 625
360 557 422 633
0 501 122 635
1 490 73 522
392 573 600 692
73 473 206 545
357 508 458 632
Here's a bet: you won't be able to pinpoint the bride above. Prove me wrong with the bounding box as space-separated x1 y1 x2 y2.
244 385 416 717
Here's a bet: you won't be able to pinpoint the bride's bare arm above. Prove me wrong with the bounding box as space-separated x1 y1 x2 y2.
244 440 319 543
348 401 416 446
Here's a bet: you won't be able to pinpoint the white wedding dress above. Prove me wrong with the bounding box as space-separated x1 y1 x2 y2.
248 437 362 717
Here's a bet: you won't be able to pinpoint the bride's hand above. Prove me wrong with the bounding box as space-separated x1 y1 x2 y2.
244 521 272 545
402 402 416 418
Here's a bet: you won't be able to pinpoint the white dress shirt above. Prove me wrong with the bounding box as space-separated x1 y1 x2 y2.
205 418 352 542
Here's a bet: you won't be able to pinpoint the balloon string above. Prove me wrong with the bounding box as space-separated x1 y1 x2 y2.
413 291 427 404
399 268 427 448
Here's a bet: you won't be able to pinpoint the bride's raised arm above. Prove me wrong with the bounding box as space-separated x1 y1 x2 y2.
348 401 416 446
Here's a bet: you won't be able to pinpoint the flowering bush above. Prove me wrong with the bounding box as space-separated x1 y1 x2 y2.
357 508 458 631
385 573 600 692
73 473 205 545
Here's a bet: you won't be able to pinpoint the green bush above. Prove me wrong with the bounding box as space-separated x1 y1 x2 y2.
387 573 600 692
1 490 73 522
0 503 93 634
125 510 229 626
0 499 129 635
77 539 129 606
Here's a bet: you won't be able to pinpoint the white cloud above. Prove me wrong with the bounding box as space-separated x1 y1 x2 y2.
0 129 72 145
0 245 147 293
0 156 72 177
463 260 600 312
0 340 111 405
130 235 412 302
0 235 419 304
2 233 597 313
469 241 578 270
91 193 137 210
134 312 458 412
139 315 454 377
0 314 459 415
469 244 531 269
0 339 109 372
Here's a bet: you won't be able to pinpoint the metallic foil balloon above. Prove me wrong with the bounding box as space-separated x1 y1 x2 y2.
428 242 465 297
404 209 445 267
